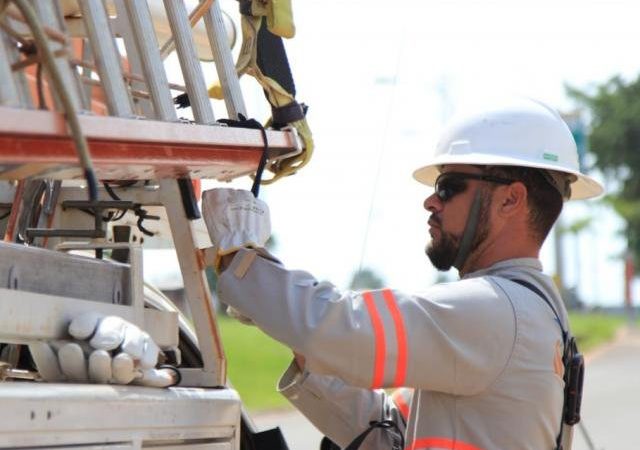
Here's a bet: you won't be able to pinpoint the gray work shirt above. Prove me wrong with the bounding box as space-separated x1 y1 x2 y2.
219 250 570 449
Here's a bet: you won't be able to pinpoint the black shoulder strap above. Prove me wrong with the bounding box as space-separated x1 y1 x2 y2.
509 278 567 344
508 278 572 450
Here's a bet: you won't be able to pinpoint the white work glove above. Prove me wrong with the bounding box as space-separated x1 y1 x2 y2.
29 313 178 387
201 188 271 272
202 188 271 326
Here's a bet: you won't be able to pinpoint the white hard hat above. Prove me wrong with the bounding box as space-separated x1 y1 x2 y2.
413 97 604 200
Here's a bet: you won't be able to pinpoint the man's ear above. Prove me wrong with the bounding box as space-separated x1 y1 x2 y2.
498 182 528 216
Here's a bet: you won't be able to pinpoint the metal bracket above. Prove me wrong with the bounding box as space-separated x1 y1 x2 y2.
25 199 135 239
0 361 40 382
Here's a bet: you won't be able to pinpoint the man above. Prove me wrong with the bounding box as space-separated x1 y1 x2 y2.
203 98 603 450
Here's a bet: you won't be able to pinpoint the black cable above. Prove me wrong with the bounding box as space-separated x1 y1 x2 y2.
103 182 158 236
217 114 269 198
251 126 269 198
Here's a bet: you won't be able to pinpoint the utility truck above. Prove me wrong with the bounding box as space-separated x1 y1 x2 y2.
0 1 309 448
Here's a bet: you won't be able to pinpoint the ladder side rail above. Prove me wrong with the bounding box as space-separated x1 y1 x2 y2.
30 0 84 111
79 40 95 110
0 30 21 107
116 0 178 122
203 1 247 119
108 6 151 118
162 0 216 124
77 0 134 118
2 19 35 108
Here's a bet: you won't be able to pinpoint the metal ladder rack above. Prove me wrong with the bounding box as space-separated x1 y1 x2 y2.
0 0 300 388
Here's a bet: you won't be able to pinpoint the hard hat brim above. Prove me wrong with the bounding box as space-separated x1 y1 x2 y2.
412 153 604 200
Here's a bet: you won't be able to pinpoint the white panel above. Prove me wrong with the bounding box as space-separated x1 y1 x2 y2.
0 383 240 448
142 443 231 450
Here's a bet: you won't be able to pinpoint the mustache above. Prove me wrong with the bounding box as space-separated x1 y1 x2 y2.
428 214 442 227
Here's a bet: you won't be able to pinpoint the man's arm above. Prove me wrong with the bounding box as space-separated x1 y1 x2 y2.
277 354 405 449
218 248 516 394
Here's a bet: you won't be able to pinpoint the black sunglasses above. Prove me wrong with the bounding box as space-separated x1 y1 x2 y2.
434 172 515 202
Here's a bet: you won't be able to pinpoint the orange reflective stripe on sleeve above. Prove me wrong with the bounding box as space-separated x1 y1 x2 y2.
382 289 408 386
362 291 386 389
406 437 484 450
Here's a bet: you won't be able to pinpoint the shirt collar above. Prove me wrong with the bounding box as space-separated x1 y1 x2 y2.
462 258 543 280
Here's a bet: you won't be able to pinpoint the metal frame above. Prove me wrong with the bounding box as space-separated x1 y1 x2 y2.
0 382 240 449
0 106 300 181
56 241 145 323
0 0 288 390
0 288 177 348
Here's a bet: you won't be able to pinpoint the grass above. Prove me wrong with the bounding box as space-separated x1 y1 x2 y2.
218 315 293 411
568 311 628 353
218 311 628 411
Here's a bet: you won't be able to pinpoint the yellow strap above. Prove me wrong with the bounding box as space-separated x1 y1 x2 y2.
233 251 257 279
251 0 295 38
207 11 313 183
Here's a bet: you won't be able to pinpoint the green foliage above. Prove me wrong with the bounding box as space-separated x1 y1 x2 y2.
349 267 385 290
567 77 640 266
219 315 293 411
568 312 626 353
559 216 592 235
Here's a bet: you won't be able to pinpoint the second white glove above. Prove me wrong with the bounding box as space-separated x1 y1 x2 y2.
30 313 178 387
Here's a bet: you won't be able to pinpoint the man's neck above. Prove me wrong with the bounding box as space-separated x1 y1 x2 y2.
459 234 540 277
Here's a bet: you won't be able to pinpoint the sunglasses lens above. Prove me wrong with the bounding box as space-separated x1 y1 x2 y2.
436 176 467 202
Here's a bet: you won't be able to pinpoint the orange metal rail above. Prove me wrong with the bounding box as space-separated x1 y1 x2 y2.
0 106 299 180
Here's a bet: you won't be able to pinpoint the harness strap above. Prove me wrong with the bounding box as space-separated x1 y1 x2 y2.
452 190 483 270
508 278 570 450
509 278 567 344
344 420 404 450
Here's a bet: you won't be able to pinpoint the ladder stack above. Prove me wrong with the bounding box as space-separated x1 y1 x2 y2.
0 0 300 388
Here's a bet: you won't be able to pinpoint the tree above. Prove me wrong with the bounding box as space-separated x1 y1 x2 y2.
567 76 640 270
349 267 385 291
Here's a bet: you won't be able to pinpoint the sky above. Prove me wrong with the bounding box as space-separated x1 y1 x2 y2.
148 0 640 306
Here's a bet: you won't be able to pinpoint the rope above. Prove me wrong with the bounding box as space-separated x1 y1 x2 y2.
356 28 406 276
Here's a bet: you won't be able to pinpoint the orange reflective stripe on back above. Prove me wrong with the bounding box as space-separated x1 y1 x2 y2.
362 291 386 389
406 437 484 450
391 389 410 421
382 289 408 386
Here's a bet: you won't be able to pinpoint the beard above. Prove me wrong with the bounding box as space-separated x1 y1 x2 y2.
426 227 460 271
425 191 491 271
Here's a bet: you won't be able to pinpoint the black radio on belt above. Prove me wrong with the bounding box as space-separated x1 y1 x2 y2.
562 336 584 426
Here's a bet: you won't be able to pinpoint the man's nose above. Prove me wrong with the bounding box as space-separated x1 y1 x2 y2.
424 192 442 213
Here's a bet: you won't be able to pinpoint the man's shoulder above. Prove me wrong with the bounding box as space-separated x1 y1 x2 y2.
418 276 511 309
409 277 516 342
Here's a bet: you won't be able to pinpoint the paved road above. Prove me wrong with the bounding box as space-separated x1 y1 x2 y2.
572 326 640 450
252 327 640 450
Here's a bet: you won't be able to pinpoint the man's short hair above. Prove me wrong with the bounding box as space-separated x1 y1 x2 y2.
482 165 565 243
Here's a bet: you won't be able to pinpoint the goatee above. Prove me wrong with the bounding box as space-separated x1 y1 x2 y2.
426 230 460 271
